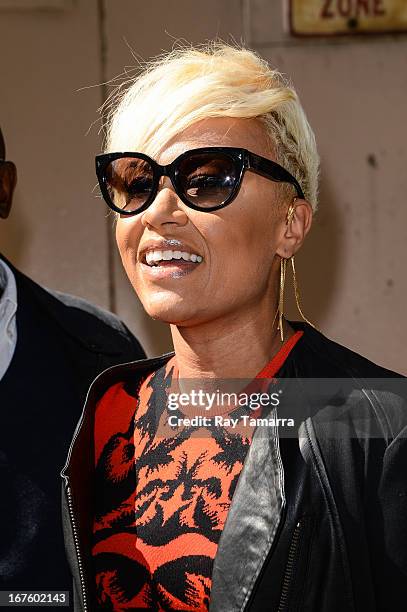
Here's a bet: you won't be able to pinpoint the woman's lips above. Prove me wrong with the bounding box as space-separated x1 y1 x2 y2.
139 259 201 279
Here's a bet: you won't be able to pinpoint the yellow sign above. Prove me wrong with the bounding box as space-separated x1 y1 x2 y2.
289 0 407 35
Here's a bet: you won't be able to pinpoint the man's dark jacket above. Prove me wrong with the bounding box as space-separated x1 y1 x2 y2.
61 322 407 611
0 255 145 609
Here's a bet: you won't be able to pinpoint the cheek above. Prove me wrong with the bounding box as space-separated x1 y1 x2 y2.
115 218 143 285
209 203 278 270
116 218 140 258
204 197 283 304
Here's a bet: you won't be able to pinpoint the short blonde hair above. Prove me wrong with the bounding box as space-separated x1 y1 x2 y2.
104 42 319 209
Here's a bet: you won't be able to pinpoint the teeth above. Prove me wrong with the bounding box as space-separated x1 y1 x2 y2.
144 249 203 266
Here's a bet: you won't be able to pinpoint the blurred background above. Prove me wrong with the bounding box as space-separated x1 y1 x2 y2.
0 0 406 372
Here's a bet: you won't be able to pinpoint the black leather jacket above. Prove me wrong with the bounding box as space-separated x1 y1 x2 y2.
61 323 407 611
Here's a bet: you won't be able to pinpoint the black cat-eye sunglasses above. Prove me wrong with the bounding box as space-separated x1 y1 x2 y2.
95 146 305 215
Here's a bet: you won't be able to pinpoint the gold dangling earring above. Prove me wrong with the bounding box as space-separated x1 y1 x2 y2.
276 199 317 336
277 256 287 342
275 199 296 343
290 255 317 330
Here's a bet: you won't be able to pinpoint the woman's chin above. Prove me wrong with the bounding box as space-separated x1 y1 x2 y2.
141 294 199 325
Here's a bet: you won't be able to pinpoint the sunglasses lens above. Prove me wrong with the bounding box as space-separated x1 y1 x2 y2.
104 157 154 212
178 152 237 208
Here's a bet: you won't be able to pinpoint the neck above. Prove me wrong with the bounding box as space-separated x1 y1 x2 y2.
170 300 294 380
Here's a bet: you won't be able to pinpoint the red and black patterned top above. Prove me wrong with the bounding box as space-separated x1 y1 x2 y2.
92 331 303 610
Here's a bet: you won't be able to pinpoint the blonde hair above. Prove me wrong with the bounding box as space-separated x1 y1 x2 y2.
104 42 319 209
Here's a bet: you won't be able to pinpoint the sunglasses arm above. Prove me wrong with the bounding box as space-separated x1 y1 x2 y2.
246 151 305 200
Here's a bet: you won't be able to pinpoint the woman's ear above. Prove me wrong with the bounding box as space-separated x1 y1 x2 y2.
0 161 17 219
276 199 313 259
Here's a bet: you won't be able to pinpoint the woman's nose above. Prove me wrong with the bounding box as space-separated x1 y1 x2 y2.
140 177 189 229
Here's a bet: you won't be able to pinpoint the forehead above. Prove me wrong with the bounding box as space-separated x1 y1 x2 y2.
157 117 273 165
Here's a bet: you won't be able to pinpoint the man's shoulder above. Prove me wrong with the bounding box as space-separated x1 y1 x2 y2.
4 255 144 359
49 287 131 338
27 280 144 358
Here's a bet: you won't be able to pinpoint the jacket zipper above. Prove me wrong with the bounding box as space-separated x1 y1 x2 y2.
66 486 88 612
277 520 304 612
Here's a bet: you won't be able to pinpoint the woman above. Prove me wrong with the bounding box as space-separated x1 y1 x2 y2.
61 44 406 611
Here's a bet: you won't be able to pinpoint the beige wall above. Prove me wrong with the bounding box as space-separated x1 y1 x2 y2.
0 0 405 373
